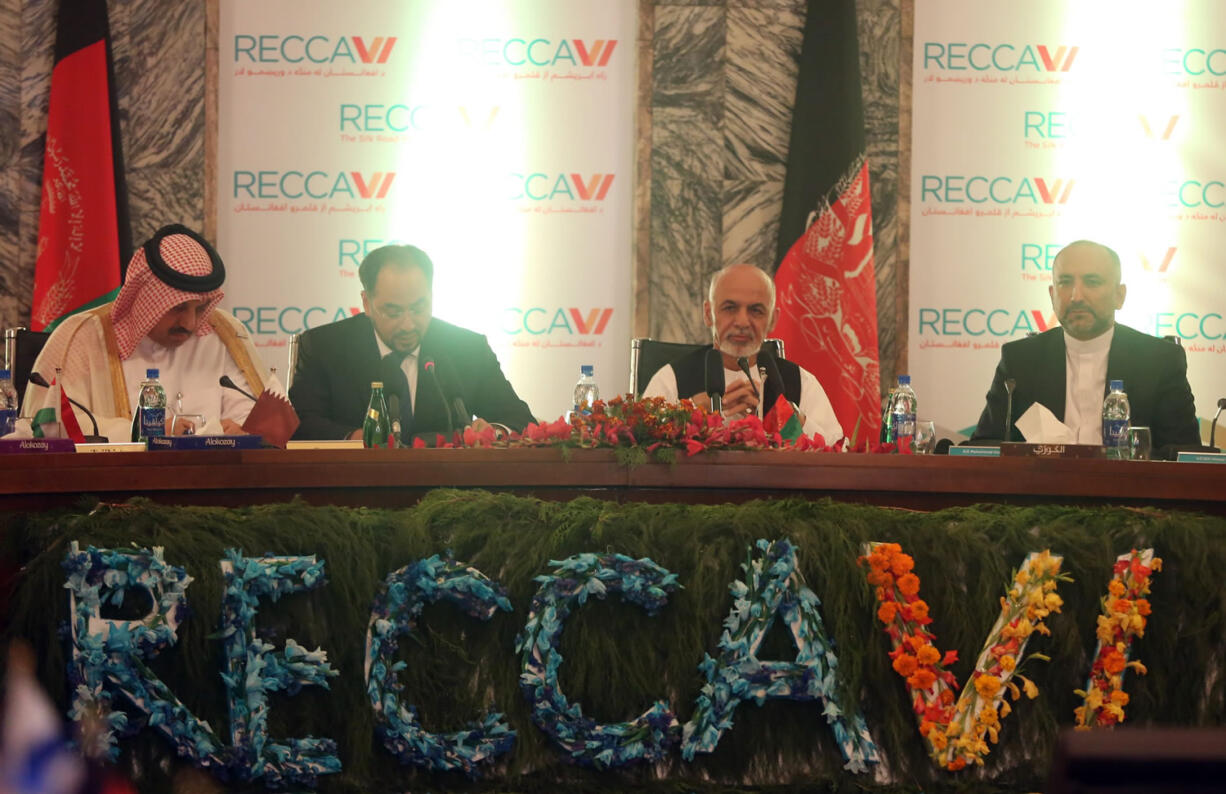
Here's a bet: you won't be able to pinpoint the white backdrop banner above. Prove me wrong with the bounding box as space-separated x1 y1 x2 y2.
218 0 635 422
910 0 1226 439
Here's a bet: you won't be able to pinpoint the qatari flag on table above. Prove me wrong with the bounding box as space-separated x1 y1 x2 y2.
31 0 132 332
774 0 880 446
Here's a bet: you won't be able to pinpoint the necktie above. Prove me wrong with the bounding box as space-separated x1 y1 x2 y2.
381 351 413 439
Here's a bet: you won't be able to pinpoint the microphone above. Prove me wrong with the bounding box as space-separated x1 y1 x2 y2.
423 360 454 439
1003 377 1016 443
757 349 788 407
436 362 472 429
387 393 402 448
29 372 107 443
703 348 725 414
1211 397 1226 450
736 356 759 399
219 375 257 402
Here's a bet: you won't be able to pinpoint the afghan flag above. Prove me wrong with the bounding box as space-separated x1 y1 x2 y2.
31 0 132 333
764 394 804 443
773 0 880 447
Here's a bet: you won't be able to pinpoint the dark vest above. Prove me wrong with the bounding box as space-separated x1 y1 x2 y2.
669 346 802 409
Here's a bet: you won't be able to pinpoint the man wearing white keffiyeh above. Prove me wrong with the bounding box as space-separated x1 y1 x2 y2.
21 224 270 441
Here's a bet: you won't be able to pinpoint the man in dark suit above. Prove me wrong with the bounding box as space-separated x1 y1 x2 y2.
289 245 534 441
972 240 1199 450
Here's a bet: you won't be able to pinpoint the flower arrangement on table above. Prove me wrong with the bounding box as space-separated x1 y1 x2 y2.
1073 549 1159 729
423 395 904 461
861 542 1070 771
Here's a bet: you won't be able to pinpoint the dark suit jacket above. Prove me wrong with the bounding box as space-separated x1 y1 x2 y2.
289 314 535 440
971 323 1200 449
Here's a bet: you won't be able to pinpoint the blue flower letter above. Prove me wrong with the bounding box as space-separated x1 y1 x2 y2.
219 550 340 787
680 539 878 773
516 553 681 769
365 554 516 776
63 542 226 767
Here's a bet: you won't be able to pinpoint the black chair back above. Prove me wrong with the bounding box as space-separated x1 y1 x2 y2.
4 328 51 410
630 338 785 397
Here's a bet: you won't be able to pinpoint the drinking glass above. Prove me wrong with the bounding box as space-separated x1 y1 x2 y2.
914 419 938 454
1127 426 1152 461
171 413 205 436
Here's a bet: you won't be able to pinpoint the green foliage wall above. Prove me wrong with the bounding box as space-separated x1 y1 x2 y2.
4 491 1225 792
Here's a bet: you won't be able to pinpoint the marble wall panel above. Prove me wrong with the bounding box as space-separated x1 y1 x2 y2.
0 0 19 166
650 5 726 343
646 0 903 386
858 0 902 380
722 5 803 272
0 0 205 332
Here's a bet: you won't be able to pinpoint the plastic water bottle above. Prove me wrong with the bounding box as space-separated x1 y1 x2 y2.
889 375 917 447
572 365 600 415
0 369 17 436
1102 379 1131 459
138 369 167 441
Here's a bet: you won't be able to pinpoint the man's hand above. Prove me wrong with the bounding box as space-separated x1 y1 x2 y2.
346 428 364 441
221 419 246 435
721 379 759 420
688 392 712 411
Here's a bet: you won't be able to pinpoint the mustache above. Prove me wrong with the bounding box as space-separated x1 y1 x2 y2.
168 327 192 336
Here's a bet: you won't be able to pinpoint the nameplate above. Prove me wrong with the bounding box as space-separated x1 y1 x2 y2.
1176 451 1226 464
948 446 1000 457
0 438 76 453
999 443 1104 458
147 435 264 451
285 439 365 450
75 443 147 454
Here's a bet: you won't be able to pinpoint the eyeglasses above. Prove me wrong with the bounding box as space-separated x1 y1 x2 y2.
371 302 429 322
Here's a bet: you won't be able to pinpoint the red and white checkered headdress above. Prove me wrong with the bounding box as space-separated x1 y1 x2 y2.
112 225 226 359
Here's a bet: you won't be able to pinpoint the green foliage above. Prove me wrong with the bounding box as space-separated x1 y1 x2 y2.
3 494 1225 793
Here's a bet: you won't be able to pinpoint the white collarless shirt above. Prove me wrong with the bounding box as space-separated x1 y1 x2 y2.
1062 326 1114 444
642 360 845 443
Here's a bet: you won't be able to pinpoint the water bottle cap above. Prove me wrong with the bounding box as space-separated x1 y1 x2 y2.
581 365 594 376
146 368 159 379
0 369 9 379
897 374 911 385
1109 379 1124 390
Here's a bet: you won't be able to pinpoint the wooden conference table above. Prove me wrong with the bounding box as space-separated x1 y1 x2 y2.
3 447 1225 515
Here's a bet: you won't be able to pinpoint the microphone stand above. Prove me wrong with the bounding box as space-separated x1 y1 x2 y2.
1003 378 1016 443
423 360 455 443
703 348 725 415
219 375 258 402
387 393 402 448
29 372 108 443
1211 398 1226 450
735 356 759 399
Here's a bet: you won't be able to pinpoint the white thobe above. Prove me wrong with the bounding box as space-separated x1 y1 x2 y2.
122 334 257 429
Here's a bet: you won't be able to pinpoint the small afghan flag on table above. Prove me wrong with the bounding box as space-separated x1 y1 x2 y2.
31 0 132 333
764 394 804 443
773 0 881 447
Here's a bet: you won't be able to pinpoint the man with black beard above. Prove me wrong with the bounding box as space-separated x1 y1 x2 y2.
971 239 1200 448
